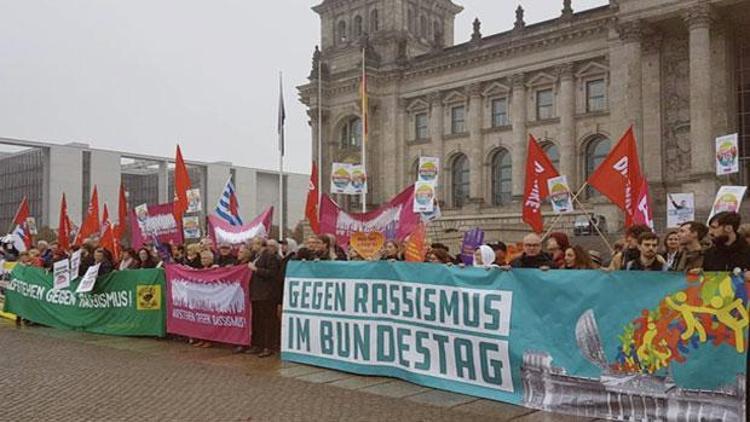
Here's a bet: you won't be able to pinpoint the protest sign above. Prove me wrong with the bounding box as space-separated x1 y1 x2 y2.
26 217 38 235
5 265 165 336
350 164 368 195
403 224 427 262
0 261 17 320
331 163 366 195
546 176 573 214
460 228 485 265
413 181 436 213
349 231 384 260
69 249 81 279
183 216 202 240
186 188 202 213
76 264 100 293
708 186 747 222
282 262 748 421
320 185 420 248
130 202 184 250
417 157 440 184
666 193 695 228
715 133 739 176
208 206 273 246
165 264 252 346
53 259 71 290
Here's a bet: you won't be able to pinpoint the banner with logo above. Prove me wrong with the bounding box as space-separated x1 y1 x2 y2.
4 265 165 337
666 193 695 228
320 185 420 248
0 261 17 320
165 264 252 346
413 181 436 213
130 202 184 250
330 163 367 195
417 157 440 184
715 133 739 176
546 176 573 214
708 186 747 222
207 206 273 246
282 262 748 421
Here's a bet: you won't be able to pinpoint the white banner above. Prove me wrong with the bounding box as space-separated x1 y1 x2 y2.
417 157 440 185
53 259 71 290
715 133 739 176
76 263 100 294
666 193 695 228
708 186 747 222
413 181 436 213
186 188 202 213
331 163 367 195
547 176 574 214
69 250 82 279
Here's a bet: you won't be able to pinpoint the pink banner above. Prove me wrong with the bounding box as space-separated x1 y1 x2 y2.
129 203 184 250
207 206 273 246
165 264 252 346
320 185 420 247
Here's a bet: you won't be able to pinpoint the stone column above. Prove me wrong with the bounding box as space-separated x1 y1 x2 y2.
641 32 663 183
395 98 409 194
557 63 576 187
158 162 169 204
685 4 713 176
468 83 484 203
511 73 527 198
615 21 644 161
428 92 445 203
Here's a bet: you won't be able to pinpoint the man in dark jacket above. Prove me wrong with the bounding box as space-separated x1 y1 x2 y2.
510 234 553 269
215 242 238 267
247 239 282 357
703 212 750 272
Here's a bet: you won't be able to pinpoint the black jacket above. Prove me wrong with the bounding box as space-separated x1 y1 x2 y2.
510 253 553 269
250 250 282 302
702 237 750 272
216 254 238 267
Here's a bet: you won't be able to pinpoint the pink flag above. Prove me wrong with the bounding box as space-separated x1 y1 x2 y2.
208 206 273 246
632 179 654 229
165 264 252 346
319 185 420 247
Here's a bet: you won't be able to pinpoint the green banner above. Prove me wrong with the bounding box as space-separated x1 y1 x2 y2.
5 265 165 337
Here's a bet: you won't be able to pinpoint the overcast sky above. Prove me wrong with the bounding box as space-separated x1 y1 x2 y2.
0 0 608 174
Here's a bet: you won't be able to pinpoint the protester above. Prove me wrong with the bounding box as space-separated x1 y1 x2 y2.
509 234 553 269
137 247 158 269
674 221 708 272
381 240 402 261
588 250 603 269
703 212 750 272
17 251 31 266
93 248 114 276
118 248 139 270
473 245 497 268
625 232 667 271
184 244 202 268
661 230 681 271
171 244 187 265
216 242 238 267
247 239 282 357
545 232 570 269
27 248 44 268
317 234 339 261
490 242 507 266
295 235 321 260
237 244 253 265
563 246 594 269
426 248 452 264
609 224 652 270
347 246 365 261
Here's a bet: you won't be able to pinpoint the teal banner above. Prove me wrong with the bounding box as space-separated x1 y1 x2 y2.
282 262 748 421
5 265 165 337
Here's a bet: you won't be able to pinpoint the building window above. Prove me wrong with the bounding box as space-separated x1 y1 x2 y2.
370 10 379 32
451 154 470 208
536 89 554 120
337 20 347 43
585 137 612 197
339 118 362 149
451 105 465 134
415 113 428 140
543 143 560 170
586 79 606 112
354 16 363 38
491 149 512 206
420 16 428 38
491 98 508 127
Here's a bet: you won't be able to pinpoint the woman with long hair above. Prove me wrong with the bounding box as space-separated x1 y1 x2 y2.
661 230 681 271
380 240 402 261
562 245 594 269
545 232 571 269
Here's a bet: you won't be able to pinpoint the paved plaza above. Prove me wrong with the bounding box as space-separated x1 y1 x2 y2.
0 319 598 421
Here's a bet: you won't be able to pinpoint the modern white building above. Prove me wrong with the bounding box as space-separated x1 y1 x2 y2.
0 137 308 235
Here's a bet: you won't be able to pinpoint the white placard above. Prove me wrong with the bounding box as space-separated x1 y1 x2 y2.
708 186 747 222
413 181 436 213
666 193 695 228
715 133 739 176
76 263 100 293
69 249 82 279
547 175 574 214
417 157 440 185
186 188 202 213
53 258 71 290
330 163 367 195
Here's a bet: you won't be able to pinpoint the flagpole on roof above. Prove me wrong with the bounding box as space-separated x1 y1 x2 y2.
278 71 286 240
361 47 367 214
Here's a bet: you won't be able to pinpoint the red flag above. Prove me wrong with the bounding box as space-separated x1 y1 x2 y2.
75 186 100 246
101 203 110 232
12 196 29 226
174 145 192 222
632 179 654 229
586 126 643 226
58 194 70 251
305 161 320 234
115 184 128 240
522 135 560 233
100 205 120 262
404 224 427 262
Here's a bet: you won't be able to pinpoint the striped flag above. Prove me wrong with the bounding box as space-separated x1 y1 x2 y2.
215 177 243 226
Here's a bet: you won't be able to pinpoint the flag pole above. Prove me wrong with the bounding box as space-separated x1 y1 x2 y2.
317 49 323 209
278 72 285 240
361 47 367 214
542 182 588 240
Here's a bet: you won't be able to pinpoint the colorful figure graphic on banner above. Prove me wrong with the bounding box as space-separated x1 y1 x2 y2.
350 165 367 193
714 193 740 214
413 182 435 213
715 133 739 176
613 272 750 374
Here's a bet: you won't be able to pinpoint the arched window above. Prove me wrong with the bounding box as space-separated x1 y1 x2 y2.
354 15 363 37
543 143 560 171
337 20 347 43
370 10 379 32
420 16 428 38
451 154 470 208
491 149 512 206
339 118 362 149
585 136 612 197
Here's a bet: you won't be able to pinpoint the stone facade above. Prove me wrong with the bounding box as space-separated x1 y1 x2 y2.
299 0 750 245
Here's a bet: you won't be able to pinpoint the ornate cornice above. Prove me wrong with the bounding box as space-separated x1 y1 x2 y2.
684 4 713 31
616 20 642 43
511 73 525 88
427 92 443 104
556 63 574 81
467 83 483 97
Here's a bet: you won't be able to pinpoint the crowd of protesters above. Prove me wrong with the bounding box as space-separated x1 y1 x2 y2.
3 210 750 356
